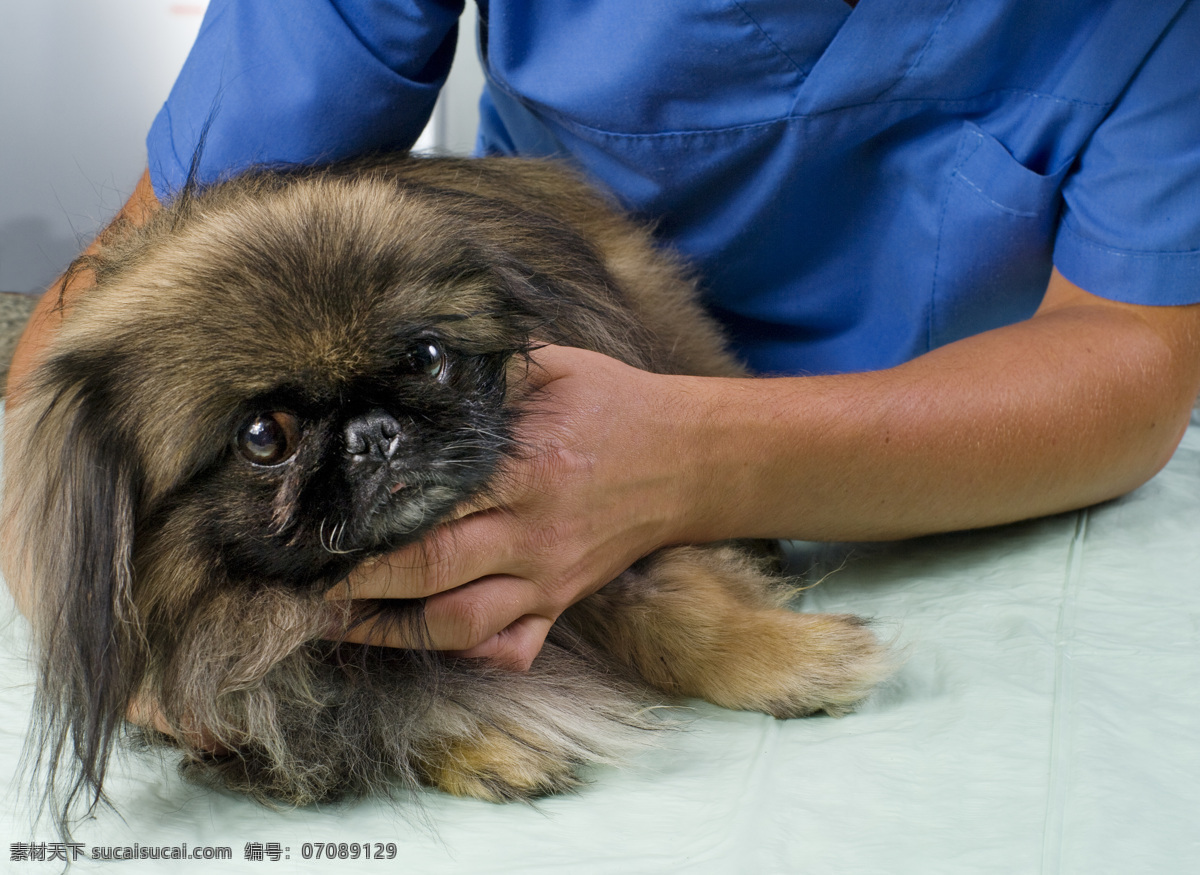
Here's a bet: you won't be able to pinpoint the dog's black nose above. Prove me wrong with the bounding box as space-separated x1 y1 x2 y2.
343 409 404 460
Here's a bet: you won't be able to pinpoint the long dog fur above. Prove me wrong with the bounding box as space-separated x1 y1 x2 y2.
1 155 890 831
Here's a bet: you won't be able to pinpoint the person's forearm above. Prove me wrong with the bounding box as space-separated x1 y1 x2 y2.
675 271 1200 543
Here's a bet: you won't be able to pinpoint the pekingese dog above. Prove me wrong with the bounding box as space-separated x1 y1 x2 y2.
1 155 889 825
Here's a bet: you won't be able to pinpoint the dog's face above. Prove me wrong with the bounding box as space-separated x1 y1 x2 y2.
3 161 649 820
43 171 556 592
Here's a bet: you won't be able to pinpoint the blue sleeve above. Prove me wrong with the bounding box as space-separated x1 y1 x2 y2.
147 0 464 200
1053 1 1200 305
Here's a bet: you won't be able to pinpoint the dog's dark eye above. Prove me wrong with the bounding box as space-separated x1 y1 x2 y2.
402 338 447 380
237 412 301 466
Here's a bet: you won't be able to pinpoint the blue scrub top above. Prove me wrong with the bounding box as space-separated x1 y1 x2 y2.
148 0 1200 376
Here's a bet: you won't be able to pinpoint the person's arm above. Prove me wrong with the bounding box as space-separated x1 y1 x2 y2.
332 269 1200 668
686 269 1200 542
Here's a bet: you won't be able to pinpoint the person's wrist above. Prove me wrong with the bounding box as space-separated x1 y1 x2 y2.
643 371 748 547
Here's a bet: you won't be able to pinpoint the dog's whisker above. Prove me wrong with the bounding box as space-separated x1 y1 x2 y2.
317 518 359 555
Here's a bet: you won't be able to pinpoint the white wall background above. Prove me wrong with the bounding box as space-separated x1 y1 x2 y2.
0 1 484 294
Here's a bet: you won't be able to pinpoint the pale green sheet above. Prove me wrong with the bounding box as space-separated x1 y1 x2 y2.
2 411 1197 873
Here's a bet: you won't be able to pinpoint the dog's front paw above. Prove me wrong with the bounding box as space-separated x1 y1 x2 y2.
671 609 892 719
741 611 892 719
565 545 893 719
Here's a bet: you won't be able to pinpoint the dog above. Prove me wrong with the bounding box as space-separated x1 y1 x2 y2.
1 155 889 825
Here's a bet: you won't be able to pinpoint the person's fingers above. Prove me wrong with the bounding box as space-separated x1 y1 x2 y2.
340 606 553 671
327 509 521 601
421 574 547 650
446 614 556 671
336 574 549 652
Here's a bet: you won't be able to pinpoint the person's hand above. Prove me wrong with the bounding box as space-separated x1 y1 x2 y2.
326 345 701 670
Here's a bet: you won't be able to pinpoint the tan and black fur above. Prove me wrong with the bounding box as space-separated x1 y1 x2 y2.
1 155 889 825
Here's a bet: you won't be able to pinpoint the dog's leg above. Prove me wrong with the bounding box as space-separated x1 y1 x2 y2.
412 712 590 802
407 640 664 802
183 641 660 805
562 545 891 718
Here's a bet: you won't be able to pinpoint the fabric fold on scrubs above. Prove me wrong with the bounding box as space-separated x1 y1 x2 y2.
147 0 1200 378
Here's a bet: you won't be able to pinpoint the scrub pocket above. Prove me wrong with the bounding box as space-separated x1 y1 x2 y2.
930 122 1071 349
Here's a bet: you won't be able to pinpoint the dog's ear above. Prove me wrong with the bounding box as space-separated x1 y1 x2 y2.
3 360 144 832
482 237 655 370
